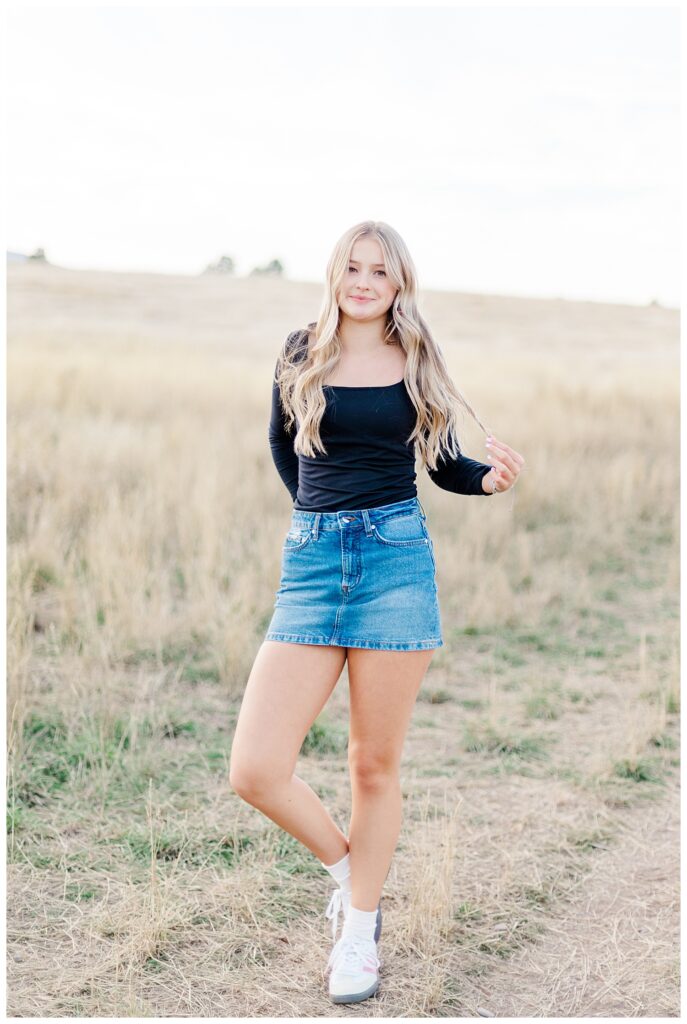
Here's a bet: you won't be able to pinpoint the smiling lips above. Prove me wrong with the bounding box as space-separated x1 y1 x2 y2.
351 296 373 302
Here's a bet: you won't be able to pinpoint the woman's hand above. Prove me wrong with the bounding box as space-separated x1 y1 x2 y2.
482 435 525 493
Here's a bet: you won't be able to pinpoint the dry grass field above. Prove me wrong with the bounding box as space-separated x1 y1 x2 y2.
6 261 679 1017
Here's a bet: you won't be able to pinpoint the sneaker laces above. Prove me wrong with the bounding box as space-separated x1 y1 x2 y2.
325 886 346 940
326 932 381 976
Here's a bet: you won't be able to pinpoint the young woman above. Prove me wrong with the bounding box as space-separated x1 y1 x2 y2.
229 221 524 1005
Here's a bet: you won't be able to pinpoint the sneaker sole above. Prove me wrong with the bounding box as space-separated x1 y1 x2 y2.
330 977 379 1004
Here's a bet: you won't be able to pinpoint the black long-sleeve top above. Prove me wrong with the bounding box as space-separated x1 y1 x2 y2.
268 329 494 512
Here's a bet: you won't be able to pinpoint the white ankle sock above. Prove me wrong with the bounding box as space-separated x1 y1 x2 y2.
321 851 352 892
342 905 377 941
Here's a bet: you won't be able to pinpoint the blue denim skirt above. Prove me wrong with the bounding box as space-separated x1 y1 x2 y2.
265 496 443 651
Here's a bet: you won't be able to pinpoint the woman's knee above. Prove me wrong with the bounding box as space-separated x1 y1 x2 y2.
348 748 400 793
229 755 287 804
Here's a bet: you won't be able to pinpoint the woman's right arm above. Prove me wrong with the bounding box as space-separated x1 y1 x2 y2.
268 357 299 503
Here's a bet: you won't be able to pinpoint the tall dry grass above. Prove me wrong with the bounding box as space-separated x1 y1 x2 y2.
6 262 679 1016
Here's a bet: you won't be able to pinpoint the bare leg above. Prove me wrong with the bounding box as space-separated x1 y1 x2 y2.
346 647 435 910
229 640 350 865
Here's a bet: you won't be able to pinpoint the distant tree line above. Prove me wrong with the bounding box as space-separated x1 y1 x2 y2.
6 248 49 263
6 249 285 277
203 256 284 277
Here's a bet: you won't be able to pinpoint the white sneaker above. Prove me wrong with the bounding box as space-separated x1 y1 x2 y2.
326 932 381 1004
325 887 383 941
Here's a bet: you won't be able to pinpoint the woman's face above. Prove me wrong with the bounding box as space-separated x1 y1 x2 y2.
337 235 399 322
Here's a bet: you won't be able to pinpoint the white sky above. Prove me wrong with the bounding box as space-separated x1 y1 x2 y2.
6 4 680 306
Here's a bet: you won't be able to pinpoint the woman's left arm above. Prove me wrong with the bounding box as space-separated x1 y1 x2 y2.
427 450 494 495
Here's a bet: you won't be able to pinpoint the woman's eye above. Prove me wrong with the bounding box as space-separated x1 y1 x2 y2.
348 267 386 276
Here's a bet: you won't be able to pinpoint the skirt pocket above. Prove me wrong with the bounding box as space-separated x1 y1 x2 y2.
370 512 428 548
283 527 315 553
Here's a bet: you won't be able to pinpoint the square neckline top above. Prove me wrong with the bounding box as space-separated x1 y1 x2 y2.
324 379 406 390
269 327 493 510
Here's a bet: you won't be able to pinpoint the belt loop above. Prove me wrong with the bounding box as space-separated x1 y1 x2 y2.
361 508 373 536
417 497 427 520
313 513 321 540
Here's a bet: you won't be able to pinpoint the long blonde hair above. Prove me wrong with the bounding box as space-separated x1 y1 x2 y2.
275 220 490 468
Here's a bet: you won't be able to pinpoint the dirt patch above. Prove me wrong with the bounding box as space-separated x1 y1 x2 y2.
458 781 680 1017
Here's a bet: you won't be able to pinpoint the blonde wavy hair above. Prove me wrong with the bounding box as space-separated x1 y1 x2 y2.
275 220 490 468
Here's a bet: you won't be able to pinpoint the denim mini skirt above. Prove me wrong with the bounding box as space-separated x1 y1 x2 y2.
265 496 442 651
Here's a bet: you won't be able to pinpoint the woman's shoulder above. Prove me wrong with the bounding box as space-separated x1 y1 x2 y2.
283 324 315 362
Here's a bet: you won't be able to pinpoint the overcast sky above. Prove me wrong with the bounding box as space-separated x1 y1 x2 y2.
6 5 680 306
